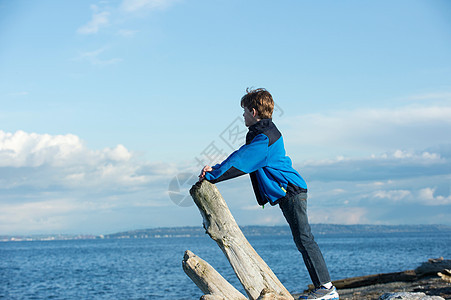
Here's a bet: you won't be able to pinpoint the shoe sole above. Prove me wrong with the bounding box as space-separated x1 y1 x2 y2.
298 296 339 300
298 289 339 300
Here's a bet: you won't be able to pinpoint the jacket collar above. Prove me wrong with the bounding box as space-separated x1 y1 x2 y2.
248 118 273 133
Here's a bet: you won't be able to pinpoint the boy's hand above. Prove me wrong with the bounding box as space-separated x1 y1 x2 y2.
198 165 213 182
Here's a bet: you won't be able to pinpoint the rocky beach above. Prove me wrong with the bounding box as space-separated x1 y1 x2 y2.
336 276 450 300
292 258 451 300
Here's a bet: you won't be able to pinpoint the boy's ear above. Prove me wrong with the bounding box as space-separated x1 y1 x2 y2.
252 108 258 118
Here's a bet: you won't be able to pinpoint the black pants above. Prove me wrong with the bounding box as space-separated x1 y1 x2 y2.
279 192 331 287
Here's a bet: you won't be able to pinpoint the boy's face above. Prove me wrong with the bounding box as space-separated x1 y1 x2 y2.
243 107 259 127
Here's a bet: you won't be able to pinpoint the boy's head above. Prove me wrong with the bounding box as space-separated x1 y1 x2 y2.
240 88 274 120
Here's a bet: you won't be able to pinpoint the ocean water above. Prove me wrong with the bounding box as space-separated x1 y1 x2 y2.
1 231 450 299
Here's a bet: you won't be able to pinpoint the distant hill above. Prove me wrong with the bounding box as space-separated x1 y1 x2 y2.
102 224 451 239
2 224 449 242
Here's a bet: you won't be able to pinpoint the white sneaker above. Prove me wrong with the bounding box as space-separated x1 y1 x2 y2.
298 286 339 300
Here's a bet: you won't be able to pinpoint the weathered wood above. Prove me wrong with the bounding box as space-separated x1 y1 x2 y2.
189 181 293 300
257 288 293 300
182 250 247 300
200 295 226 300
438 269 451 283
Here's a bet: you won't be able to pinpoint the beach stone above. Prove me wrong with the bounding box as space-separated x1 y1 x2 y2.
379 292 445 300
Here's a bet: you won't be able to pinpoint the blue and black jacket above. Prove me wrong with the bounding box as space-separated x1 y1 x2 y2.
205 119 307 206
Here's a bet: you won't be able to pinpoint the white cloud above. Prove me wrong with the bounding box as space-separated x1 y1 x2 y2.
0 130 130 167
0 199 91 233
282 143 451 226
242 204 264 211
77 5 110 34
371 187 451 206
121 0 179 12
418 187 451 206
0 130 83 167
75 48 122 66
258 215 285 225
0 130 175 190
0 196 146 234
0 130 185 234
308 207 369 225
117 29 138 37
300 148 449 182
77 0 180 37
406 92 451 101
373 190 412 201
283 105 451 157
332 188 346 194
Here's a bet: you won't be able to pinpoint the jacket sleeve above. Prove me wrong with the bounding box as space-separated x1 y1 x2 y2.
205 134 269 183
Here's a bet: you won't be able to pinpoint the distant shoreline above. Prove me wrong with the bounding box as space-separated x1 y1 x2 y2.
1 224 450 242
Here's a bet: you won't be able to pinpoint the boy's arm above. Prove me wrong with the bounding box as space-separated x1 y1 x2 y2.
203 134 269 183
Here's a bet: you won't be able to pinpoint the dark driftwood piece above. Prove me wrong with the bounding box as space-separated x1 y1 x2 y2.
187 181 293 300
326 258 451 290
330 270 417 290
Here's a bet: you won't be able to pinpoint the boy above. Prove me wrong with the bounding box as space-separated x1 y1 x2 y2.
198 88 339 300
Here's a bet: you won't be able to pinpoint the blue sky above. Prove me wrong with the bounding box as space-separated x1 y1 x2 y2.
0 0 450 235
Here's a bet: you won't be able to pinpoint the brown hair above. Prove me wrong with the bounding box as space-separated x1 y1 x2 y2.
240 88 274 119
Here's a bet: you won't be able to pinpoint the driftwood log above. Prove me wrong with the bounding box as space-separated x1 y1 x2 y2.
182 250 247 299
184 181 293 300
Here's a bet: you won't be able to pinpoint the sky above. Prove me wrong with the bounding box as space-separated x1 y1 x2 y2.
0 0 450 235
